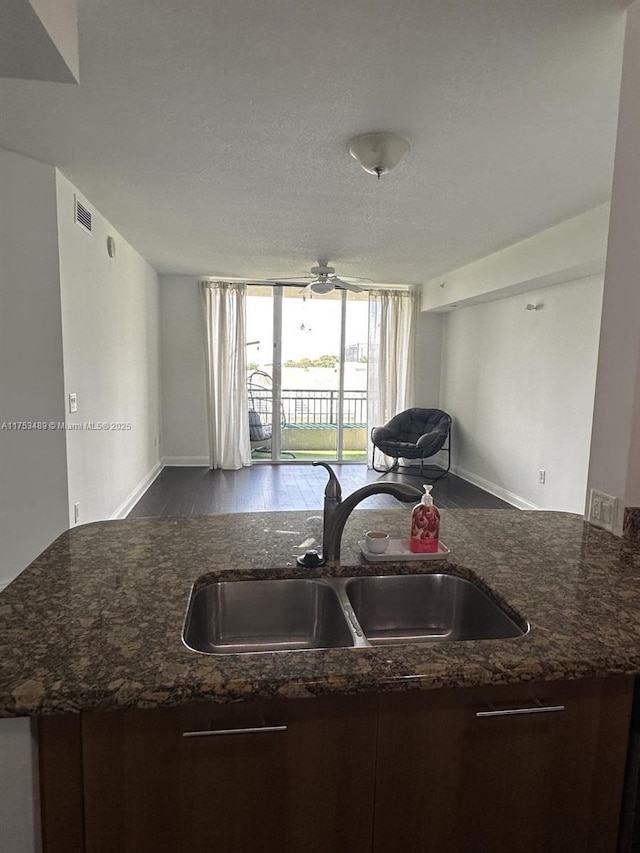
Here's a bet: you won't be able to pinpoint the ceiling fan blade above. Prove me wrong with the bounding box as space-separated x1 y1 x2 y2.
265 275 313 283
245 266 372 290
300 282 313 294
334 278 363 293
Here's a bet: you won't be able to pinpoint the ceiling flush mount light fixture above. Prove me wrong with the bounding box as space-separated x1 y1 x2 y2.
349 132 410 179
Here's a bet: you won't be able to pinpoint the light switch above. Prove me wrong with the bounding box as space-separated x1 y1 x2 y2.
69 393 78 413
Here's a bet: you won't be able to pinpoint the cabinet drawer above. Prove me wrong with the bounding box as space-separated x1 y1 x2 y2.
80 694 377 853
375 676 633 853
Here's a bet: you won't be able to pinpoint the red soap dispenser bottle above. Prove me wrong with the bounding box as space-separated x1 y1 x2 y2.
410 485 440 553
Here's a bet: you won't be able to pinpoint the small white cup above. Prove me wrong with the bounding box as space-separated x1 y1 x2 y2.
365 531 390 554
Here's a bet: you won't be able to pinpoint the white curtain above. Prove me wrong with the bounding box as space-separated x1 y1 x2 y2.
367 290 418 468
200 281 252 470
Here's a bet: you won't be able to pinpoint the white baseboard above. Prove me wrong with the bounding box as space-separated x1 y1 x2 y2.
451 463 542 511
0 579 10 593
162 456 209 467
110 460 164 519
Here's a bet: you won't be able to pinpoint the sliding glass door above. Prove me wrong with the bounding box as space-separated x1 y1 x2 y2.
245 286 368 462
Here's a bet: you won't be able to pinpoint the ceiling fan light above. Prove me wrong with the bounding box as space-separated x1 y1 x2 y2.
349 132 410 178
311 280 334 295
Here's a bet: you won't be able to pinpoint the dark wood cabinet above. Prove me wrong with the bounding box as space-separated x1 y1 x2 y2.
374 676 633 853
38 676 634 853
79 694 378 853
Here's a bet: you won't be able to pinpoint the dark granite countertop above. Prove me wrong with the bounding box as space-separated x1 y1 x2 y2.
2 508 640 717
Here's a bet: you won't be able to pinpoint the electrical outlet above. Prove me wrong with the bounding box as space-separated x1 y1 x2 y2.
588 489 618 532
69 392 78 414
538 469 546 484
73 502 80 524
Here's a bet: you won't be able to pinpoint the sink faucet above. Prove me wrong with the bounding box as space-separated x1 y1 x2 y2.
311 462 424 564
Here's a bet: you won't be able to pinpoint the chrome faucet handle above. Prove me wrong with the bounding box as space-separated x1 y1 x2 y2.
312 461 342 502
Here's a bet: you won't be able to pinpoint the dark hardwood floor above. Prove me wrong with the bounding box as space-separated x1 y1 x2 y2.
128 463 514 517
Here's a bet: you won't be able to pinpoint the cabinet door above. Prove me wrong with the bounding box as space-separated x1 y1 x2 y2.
374 676 633 853
81 693 377 853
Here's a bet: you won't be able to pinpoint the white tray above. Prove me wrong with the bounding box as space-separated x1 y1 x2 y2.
358 538 450 562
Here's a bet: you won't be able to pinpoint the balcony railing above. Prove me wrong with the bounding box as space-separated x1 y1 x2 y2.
248 387 367 427
282 389 367 427
248 388 368 457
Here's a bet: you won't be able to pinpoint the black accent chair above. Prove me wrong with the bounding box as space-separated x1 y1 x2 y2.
371 407 452 479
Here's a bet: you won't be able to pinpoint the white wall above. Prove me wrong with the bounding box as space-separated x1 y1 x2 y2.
440 275 604 511
28 0 79 80
0 148 69 586
0 147 68 853
414 312 443 407
56 172 161 523
159 275 208 462
588 1 640 528
0 0 78 83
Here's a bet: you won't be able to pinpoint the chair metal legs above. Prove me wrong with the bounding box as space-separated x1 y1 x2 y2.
371 434 451 481
371 444 400 473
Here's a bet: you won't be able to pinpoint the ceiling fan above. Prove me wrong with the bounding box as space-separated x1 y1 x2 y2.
266 263 370 295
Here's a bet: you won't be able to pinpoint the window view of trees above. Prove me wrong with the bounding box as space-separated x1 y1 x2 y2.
284 355 338 369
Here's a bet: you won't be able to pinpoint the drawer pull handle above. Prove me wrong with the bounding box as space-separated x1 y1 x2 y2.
183 725 288 738
476 704 565 719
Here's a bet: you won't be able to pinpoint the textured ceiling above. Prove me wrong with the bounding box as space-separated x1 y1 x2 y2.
0 0 628 283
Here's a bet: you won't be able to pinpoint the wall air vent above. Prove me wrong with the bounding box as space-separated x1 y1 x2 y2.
74 195 92 234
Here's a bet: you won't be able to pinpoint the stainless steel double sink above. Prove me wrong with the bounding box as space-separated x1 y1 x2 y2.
183 573 528 655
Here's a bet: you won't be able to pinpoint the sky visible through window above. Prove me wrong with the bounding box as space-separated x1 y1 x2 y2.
246 289 369 392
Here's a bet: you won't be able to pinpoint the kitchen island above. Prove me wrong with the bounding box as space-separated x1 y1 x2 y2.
1 508 640 716
2 509 640 853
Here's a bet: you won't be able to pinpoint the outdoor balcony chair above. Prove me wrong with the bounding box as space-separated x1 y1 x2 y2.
247 370 295 458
